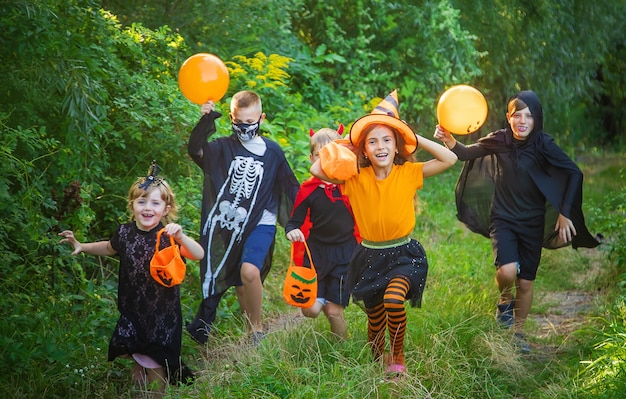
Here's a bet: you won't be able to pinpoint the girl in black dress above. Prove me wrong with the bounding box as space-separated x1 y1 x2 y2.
59 162 204 394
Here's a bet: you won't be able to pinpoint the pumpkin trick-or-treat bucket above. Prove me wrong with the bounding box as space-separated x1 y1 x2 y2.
282 240 317 308
150 228 186 288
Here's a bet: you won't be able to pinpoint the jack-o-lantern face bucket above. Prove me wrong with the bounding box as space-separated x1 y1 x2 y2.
283 241 317 308
150 228 186 287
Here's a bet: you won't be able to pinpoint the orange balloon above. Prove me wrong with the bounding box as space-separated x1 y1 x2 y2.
178 53 230 104
437 85 488 135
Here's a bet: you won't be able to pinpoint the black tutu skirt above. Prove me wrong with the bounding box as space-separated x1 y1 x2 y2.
347 239 428 308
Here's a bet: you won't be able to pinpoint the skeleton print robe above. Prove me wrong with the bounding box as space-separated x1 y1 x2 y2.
186 111 299 342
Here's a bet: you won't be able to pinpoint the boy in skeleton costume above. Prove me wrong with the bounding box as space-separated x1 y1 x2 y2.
186 91 299 345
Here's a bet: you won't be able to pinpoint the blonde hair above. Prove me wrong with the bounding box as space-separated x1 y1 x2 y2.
310 128 342 154
127 178 178 224
230 90 262 114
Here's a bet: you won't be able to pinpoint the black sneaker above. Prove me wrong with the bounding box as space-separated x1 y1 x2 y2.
496 296 514 328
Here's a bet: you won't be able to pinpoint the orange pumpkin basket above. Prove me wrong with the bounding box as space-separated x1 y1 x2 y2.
282 240 317 308
150 228 186 288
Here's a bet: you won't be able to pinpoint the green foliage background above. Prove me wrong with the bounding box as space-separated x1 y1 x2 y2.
1 0 625 397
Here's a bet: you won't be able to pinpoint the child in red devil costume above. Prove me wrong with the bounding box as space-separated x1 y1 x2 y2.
285 126 360 339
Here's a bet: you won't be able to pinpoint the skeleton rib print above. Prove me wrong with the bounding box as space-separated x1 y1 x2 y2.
202 156 264 297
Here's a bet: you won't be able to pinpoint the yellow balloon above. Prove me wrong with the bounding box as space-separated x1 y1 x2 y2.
178 53 230 104
437 85 488 135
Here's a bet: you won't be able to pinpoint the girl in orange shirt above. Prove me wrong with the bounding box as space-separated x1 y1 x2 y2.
311 91 457 376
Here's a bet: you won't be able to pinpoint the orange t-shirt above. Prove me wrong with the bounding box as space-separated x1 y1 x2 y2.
343 162 424 242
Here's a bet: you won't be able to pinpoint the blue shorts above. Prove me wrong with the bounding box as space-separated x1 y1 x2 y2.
235 224 276 285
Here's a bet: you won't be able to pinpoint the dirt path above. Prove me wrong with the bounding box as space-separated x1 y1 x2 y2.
528 246 605 357
533 291 596 339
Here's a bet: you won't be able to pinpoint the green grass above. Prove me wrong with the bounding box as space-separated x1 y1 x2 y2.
2 158 624 398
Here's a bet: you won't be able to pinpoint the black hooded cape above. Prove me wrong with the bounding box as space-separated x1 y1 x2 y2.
454 90 600 250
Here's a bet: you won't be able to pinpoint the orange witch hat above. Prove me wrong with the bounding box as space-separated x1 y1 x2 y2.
349 90 418 154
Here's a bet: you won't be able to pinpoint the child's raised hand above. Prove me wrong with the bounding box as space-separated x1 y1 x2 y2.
201 101 215 115
434 125 457 149
286 229 305 243
163 223 205 260
163 223 184 241
434 124 452 141
58 230 83 255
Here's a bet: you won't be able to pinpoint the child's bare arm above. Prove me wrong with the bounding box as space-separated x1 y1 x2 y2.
58 230 116 256
419 134 458 178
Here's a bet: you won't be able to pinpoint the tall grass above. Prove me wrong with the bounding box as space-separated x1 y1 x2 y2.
172 163 615 399
2 158 623 398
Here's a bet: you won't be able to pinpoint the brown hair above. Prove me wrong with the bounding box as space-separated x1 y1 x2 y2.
127 178 178 224
310 128 342 154
357 124 415 167
507 97 529 116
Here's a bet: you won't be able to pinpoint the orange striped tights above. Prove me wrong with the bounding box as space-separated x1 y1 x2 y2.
365 277 410 366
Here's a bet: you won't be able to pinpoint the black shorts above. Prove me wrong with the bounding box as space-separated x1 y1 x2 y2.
490 216 543 281
303 238 356 307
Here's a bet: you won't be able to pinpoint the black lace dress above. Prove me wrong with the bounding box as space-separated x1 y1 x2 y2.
108 222 193 382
